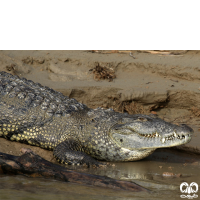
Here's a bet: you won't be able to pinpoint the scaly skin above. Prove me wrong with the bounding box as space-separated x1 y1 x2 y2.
0 71 194 166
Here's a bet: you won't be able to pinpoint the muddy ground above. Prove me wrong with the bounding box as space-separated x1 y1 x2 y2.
0 50 200 162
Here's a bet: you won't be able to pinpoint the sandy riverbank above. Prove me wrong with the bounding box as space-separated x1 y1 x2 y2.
0 50 200 161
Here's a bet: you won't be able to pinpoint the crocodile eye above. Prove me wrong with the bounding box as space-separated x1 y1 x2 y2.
120 139 123 142
137 117 147 122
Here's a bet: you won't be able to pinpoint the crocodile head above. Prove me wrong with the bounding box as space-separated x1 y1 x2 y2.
110 114 193 150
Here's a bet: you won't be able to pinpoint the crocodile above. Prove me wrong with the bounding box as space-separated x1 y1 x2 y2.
0 71 193 166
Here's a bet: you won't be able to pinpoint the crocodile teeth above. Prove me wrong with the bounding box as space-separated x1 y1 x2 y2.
156 132 159 137
173 131 177 137
161 138 166 144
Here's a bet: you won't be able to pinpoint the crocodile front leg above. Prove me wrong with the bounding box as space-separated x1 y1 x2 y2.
53 139 103 167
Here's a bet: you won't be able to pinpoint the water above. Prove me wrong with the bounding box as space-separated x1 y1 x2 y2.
0 149 200 200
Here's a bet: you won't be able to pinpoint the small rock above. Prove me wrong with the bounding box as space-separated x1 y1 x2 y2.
162 172 175 177
162 172 182 177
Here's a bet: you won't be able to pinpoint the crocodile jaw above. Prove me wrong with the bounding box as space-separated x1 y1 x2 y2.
110 117 194 150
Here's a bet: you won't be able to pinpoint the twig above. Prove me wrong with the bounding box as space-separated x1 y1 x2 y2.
139 50 184 56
